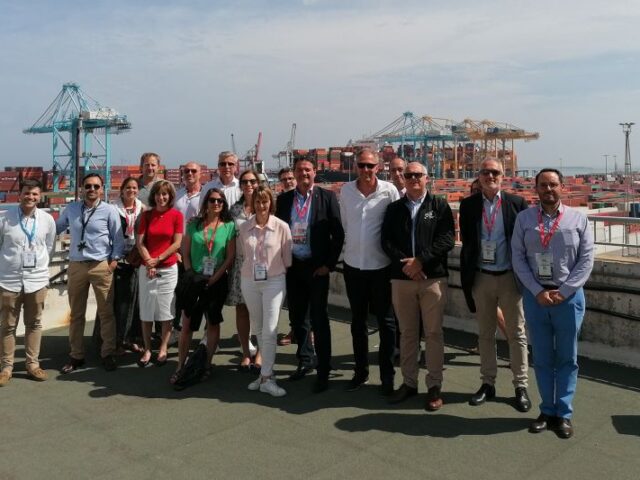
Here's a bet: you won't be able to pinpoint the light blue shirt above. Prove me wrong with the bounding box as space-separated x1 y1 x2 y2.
56 200 124 262
291 188 313 259
479 192 510 271
511 203 594 299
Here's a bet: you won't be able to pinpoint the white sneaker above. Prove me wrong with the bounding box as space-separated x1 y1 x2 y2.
248 376 261 391
259 378 286 397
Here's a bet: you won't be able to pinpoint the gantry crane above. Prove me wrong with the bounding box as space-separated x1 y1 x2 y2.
23 83 131 195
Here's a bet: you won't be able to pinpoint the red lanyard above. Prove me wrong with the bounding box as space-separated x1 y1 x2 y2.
205 219 220 255
482 197 502 236
537 208 563 249
294 191 312 220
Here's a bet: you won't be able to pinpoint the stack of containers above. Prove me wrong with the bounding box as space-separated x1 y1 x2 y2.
164 168 181 187
316 148 329 170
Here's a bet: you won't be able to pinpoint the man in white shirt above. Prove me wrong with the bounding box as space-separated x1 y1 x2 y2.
340 148 399 395
175 162 203 228
0 179 56 386
202 151 241 207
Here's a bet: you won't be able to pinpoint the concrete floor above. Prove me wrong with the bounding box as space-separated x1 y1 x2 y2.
1 305 639 480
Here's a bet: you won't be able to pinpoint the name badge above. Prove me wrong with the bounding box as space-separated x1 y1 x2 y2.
202 257 216 276
481 240 497 264
291 222 308 244
254 263 267 281
536 252 553 280
23 251 37 269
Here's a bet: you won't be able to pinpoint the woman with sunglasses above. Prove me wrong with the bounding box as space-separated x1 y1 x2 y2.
112 177 145 354
136 180 184 367
227 169 262 371
239 186 292 396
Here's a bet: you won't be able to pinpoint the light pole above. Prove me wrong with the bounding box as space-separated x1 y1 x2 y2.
620 122 634 209
603 154 609 179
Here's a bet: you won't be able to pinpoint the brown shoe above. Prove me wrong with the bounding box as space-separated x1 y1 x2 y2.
425 385 443 411
27 367 48 382
0 370 11 387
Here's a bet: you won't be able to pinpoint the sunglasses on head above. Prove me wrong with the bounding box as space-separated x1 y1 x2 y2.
84 184 101 190
208 197 225 205
219 162 235 167
480 168 502 176
357 162 377 170
403 172 425 180
183 168 198 174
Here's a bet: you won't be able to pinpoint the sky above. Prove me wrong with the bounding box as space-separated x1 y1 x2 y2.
1 0 639 172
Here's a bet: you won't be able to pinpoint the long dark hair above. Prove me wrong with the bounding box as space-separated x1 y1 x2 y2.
192 188 232 229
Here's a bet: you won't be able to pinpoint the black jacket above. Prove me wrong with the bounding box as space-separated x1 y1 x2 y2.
381 192 455 280
459 191 528 312
275 186 345 271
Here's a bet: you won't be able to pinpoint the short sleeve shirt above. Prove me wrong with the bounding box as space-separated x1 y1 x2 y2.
137 208 184 267
186 220 236 274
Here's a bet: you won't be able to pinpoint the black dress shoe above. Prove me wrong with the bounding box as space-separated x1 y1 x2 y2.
514 387 532 412
102 355 117 372
529 413 554 433
346 373 369 392
469 383 496 406
388 383 418 404
425 386 443 411
554 418 574 439
289 365 313 381
312 377 329 393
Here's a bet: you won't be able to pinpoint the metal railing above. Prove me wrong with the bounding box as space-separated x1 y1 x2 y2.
587 215 640 257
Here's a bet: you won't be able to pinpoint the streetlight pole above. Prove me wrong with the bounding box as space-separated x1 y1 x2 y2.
620 122 635 210
603 154 609 179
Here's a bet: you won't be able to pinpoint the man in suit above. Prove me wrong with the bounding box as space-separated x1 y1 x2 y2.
459 157 531 412
275 157 344 393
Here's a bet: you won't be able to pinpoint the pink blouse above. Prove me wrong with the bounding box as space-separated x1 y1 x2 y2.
238 215 292 279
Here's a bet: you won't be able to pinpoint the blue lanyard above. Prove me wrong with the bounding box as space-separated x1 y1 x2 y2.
19 211 36 246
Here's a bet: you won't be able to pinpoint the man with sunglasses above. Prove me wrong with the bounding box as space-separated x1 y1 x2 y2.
459 158 531 412
381 162 454 411
388 156 406 196
56 173 124 373
339 148 398 394
202 151 241 207
138 152 161 206
175 162 203 228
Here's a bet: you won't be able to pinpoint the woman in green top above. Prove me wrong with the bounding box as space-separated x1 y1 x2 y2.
173 188 236 381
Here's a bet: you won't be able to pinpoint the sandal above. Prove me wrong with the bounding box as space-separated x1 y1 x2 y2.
156 353 168 367
60 357 85 374
137 352 151 368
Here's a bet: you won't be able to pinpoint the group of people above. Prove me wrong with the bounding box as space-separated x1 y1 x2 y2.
0 148 594 439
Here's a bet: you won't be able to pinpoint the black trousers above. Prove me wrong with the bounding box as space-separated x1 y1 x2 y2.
285 258 331 379
343 263 396 382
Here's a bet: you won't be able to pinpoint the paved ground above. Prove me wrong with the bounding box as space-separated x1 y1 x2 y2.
1 305 639 480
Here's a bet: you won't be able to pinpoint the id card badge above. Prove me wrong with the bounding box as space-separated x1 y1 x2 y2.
536 252 553 280
254 263 267 281
291 222 308 244
481 240 497 264
202 257 216 276
23 250 37 269
125 237 136 248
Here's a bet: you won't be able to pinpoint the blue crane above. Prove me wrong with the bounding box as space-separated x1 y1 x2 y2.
23 83 131 195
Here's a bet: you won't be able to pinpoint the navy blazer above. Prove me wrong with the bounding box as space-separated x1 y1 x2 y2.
275 186 344 271
459 191 529 312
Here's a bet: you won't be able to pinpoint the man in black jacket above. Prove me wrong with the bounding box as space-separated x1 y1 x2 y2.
275 157 344 393
459 158 531 412
381 162 454 411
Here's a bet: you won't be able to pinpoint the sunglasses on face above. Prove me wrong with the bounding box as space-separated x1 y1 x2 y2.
84 184 101 190
403 172 425 180
357 162 377 170
208 197 225 205
240 179 258 185
183 168 198 174
219 162 236 167
480 168 502 177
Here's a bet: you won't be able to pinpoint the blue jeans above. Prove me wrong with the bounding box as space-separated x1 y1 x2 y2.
522 288 585 419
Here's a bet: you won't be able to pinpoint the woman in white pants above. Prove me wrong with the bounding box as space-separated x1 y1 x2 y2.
239 186 292 397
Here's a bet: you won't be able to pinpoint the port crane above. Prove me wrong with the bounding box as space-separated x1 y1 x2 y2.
273 123 297 168
23 82 131 195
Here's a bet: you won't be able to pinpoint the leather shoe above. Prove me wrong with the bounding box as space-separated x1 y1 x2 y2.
529 413 554 433
312 377 329 393
514 387 532 412
101 355 117 372
60 357 85 374
554 418 574 439
388 383 418 404
425 386 443 411
288 365 313 381
469 383 495 406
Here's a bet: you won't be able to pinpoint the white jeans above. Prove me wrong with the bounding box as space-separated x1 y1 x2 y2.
241 274 286 377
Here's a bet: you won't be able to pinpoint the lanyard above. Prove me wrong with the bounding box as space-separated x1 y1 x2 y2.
482 196 502 237
294 190 312 221
537 208 563 249
205 219 220 256
80 201 100 244
19 211 36 246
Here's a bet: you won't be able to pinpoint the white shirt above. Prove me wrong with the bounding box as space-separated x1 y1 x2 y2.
0 206 57 293
175 185 203 229
202 177 241 207
340 178 399 270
